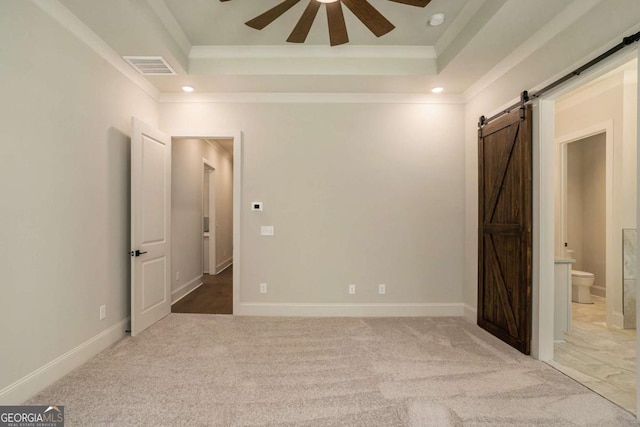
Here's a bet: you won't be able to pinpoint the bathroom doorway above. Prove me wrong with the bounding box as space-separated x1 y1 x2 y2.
563 133 607 301
549 58 637 413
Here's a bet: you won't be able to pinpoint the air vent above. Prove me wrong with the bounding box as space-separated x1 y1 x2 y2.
122 56 176 75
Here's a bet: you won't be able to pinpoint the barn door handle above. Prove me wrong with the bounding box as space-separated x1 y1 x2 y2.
130 250 148 257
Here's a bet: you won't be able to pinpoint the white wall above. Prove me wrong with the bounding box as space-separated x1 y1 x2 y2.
212 143 234 273
0 2 157 402
566 141 584 269
581 136 607 292
161 102 465 310
171 138 233 302
566 135 607 294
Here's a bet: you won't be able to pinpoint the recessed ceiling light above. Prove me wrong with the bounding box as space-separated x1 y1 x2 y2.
428 13 445 27
431 87 444 94
181 85 194 93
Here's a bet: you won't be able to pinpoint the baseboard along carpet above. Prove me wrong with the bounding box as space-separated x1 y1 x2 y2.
26 315 635 426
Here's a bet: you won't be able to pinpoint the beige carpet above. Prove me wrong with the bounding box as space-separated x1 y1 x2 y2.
26 315 635 426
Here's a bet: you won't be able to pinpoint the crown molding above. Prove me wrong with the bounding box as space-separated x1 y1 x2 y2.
158 92 464 104
189 45 438 76
27 2 448 103
463 0 602 103
189 45 437 59
33 0 160 101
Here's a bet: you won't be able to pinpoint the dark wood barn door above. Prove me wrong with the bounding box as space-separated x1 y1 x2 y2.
478 106 532 354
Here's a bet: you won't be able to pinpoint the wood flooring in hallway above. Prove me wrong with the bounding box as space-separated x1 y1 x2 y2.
171 266 232 314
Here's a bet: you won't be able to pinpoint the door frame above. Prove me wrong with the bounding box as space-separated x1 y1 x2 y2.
533 48 638 362
170 129 242 315
556 122 614 324
203 159 216 275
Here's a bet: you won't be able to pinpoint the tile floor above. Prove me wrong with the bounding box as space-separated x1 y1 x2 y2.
549 296 636 414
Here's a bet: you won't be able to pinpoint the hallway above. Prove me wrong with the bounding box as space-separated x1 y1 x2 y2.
171 266 233 314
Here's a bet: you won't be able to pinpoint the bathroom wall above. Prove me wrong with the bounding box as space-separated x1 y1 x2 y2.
555 63 638 326
623 228 637 328
567 142 584 270
566 134 607 295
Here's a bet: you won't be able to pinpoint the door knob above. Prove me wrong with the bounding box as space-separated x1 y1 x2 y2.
130 250 148 257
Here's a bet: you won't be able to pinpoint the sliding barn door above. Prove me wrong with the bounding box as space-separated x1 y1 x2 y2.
478 106 532 354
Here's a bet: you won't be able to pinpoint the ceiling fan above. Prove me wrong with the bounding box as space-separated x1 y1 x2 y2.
219 0 432 46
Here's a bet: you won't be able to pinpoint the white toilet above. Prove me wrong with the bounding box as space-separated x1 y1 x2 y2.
571 270 595 304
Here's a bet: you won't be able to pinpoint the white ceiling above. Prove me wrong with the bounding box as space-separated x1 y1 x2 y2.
58 0 599 95
162 0 470 46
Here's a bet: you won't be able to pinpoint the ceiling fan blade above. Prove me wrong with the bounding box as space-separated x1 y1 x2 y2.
387 0 431 7
245 0 301 30
342 0 395 37
326 1 349 46
287 0 321 43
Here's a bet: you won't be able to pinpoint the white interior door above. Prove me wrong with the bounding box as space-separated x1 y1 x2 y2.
131 118 171 336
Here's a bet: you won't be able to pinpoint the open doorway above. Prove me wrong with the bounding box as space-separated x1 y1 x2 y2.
548 59 637 413
170 137 235 314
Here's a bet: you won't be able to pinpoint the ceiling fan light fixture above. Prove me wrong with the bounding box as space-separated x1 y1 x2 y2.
316 0 339 3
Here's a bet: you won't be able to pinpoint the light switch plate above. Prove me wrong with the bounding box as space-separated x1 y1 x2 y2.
261 225 274 236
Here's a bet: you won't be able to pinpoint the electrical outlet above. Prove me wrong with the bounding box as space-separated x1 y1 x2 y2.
99 305 106 320
176 271 180 282
260 283 267 294
348 284 356 295
378 284 386 295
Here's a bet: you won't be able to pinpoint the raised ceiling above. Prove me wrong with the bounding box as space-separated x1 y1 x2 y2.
57 0 590 95
162 0 470 46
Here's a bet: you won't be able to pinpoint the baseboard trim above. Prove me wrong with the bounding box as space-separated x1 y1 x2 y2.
171 275 203 304
215 257 232 274
0 317 129 405
235 302 465 317
612 310 624 329
591 285 606 298
463 304 477 322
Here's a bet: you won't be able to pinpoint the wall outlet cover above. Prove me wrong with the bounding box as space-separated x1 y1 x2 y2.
99 305 106 320
260 283 267 294
348 284 356 295
378 284 386 295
